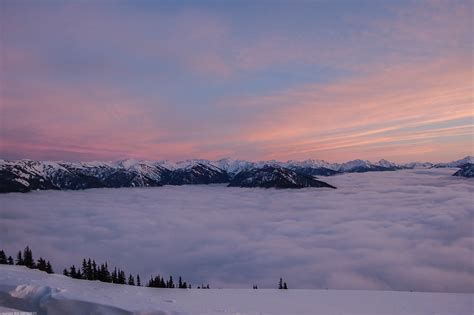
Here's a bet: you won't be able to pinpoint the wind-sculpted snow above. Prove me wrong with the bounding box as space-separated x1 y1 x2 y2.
1 169 473 292
0 266 472 315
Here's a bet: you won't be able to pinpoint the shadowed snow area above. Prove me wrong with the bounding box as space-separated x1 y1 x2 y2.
1 168 473 292
0 266 472 315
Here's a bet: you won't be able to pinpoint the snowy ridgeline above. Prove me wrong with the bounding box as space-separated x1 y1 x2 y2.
0 266 472 315
1 156 473 193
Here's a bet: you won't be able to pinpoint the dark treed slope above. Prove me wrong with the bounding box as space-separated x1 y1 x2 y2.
452 163 474 178
228 166 336 189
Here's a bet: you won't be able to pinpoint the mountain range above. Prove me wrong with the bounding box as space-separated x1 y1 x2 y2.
1 156 472 193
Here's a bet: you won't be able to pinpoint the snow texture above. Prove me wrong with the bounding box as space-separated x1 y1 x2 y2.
0 265 472 315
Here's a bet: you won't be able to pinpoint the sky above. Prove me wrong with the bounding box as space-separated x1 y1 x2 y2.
1 0 473 163
1 168 473 292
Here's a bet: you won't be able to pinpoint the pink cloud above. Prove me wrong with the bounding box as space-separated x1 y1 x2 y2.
219 56 473 162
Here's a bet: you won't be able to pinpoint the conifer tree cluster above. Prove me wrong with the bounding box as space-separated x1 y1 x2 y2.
278 278 288 290
0 247 53 274
147 275 191 289
0 250 14 265
63 258 141 287
2 246 205 290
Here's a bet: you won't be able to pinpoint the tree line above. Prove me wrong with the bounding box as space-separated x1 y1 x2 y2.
0 246 53 274
1 246 197 289
1 246 289 289
63 258 200 289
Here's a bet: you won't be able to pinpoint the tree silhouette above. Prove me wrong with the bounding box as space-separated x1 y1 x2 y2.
128 274 135 286
23 246 35 268
16 251 24 265
46 261 53 274
0 250 7 264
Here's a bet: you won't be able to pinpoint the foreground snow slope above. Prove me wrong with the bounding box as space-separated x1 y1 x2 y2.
0 266 472 315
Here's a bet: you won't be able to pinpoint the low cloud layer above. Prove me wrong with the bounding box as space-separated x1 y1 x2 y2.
1 169 473 292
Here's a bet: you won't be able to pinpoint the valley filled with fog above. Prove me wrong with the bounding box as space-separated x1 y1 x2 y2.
1 168 472 292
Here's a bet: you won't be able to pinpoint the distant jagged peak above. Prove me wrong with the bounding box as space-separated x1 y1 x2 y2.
375 159 397 168
337 159 372 172
434 155 474 168
287 158 335 169
212 158 254 174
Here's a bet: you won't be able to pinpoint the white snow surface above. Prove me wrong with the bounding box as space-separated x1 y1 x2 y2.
0 265 472 315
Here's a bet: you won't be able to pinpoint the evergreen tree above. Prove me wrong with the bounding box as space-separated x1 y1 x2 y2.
111 267 118 283
99 263 111 283
69 265 77 278
147 275 156 287
283 282 288 290
167 276 175 288
82 259 88 280
0 250 7 264
136 274 141 287
16 250 24 265
128 274 135 286
69 265 82 279
278 278 283 289
178 276 183 289
92 260 98 280
63 268 69 277
118 270 126 284
36 257 47 271
87 259 92 280
46 261 53 274
7 256 14 265
23 246 35 268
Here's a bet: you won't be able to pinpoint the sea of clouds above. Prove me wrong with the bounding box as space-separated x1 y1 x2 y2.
1 168 472 292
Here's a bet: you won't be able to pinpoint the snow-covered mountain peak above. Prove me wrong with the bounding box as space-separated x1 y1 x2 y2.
175 159 215 170
212 158 254 174
338 159 372 172
376 159 397 168
457 156 474 165
434 156 474 168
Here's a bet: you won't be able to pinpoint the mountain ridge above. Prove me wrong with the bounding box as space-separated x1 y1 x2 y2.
1 156 471 193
